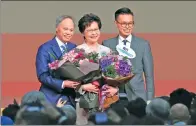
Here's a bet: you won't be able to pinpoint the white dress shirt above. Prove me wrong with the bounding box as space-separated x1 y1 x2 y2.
55 36 67 53
77 42 111 58
118 34 132 49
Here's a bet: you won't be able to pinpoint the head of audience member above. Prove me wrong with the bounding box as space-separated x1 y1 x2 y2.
20 91 47 107
158 96 170 103
15 102 57 125
188 110 196 125
55 15 75 43
190 92 196 99
88 112 113 125
126 97 147 118
2 100 20 121
169 88 192 109
1 116 14 125
120 114 140 125
109 102 129 118
105 102 129 124
146 98 170 123
137 115 165 125
78 13 102 44
60 105 76 125
190 97 196 114
114 7 134 38
169 103 190 125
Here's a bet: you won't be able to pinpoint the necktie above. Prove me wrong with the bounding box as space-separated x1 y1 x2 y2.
60 44 67 54
122 40 128 45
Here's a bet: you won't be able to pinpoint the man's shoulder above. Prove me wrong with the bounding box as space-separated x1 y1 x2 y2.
103 37 117 43
133 35 149 45
102 37 117 46
38 38 55 51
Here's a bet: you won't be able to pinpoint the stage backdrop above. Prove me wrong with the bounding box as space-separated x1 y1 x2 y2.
1 1 196 107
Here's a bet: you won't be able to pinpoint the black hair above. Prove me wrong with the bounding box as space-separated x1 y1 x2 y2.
78 13 102 33
115 7 134 21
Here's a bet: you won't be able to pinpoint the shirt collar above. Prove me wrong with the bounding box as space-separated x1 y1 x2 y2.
118 34 132 43
55 36 67 48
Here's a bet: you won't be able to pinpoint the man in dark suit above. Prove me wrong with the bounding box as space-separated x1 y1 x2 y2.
103 7 155 105
35 15 80 107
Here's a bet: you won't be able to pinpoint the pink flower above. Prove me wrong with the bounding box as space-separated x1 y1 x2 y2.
89 59 94 63
48 60 59 70
115 62 119 69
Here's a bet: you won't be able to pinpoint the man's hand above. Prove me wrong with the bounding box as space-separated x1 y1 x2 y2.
102 85 118 97
62 80 80 89
82 83 99 93
56 98 67 108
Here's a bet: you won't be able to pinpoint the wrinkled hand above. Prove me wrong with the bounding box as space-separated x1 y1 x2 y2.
56 98 67 108
102 85 118 97
82 83 99 93
63 80 80 89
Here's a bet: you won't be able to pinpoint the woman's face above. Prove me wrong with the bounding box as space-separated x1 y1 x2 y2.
83 21 100 44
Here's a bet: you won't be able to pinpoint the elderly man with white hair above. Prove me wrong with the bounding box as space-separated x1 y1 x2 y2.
169 103 190 125
146 98 170 124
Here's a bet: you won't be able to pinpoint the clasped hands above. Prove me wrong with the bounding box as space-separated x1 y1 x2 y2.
62 80 118 97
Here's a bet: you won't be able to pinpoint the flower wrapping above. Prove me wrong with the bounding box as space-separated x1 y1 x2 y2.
48 48 102 109
99 53 134 109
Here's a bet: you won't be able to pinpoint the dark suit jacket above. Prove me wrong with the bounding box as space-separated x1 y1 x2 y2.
103 34 155 101
35 37 77 107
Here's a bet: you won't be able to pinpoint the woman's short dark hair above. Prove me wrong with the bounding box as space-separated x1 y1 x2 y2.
78 13 102 33
115 7 134 21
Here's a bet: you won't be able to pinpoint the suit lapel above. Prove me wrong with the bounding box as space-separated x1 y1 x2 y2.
51 38 62 59
130 34 137 53
130 34 138 64
114 35 119 47
111 36 119 53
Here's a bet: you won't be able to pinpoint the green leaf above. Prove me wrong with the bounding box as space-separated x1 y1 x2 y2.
105 65 117 78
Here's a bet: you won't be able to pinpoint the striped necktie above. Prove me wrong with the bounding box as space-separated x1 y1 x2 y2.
60 44 67 54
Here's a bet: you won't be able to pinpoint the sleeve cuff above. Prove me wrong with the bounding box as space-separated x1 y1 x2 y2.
61 81 64 89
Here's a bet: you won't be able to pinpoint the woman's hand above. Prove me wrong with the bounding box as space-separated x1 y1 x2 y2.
102 85 119 97
82 83 99 93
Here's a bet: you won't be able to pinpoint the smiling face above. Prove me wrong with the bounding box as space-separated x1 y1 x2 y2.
56 18 75 43
115 14 134 38
83 21 100 44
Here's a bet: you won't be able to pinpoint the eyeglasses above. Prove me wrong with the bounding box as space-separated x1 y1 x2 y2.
116 20 134 28
85 28 100 33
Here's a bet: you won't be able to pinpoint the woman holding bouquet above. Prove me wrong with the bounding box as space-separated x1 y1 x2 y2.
76 13 119 125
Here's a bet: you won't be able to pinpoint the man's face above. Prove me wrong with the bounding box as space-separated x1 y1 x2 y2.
56 18 74 42
115 14 134 38
83 21 100 43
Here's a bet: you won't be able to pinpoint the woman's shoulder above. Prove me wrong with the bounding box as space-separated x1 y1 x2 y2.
76 43 86 49
98 44 111 57
99 44 111 52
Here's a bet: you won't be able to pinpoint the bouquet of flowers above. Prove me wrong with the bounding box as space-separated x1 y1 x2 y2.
48 48 100 82
48 48 102 110
99 53 134 87
99 53 134 109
